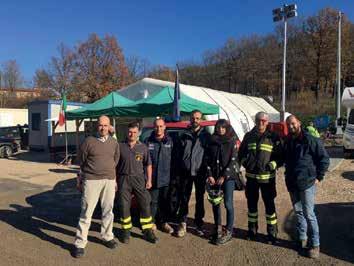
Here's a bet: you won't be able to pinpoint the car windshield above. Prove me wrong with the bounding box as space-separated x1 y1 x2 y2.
0 127 20 138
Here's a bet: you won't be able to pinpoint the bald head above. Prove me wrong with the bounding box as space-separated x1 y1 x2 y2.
98 115 110 137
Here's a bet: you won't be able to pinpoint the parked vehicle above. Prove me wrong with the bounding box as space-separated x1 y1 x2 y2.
0 124 28 158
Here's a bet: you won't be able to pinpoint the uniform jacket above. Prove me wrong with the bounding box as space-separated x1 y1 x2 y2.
145 132 174 188
238 127 282 183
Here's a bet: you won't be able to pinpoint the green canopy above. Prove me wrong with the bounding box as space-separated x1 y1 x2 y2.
134 86 219 116
65 91 139 120
66 86 219 120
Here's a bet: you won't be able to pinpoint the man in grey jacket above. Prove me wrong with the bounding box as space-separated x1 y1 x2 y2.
176 110 210 237
73 115 120 258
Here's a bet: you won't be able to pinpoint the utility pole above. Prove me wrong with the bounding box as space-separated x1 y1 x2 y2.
272 4 297 122
335 11 342 134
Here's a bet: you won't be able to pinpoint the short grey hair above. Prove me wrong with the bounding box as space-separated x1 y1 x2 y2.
255 111 269 121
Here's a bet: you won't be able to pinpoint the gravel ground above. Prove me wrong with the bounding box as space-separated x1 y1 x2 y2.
0 150 353 266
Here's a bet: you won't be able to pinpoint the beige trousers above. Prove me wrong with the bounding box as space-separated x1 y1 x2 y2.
74 179 116 248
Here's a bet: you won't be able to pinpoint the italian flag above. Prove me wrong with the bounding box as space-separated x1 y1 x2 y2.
58 93 67 127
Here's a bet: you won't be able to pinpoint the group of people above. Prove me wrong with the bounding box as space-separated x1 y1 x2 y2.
72 110 329 260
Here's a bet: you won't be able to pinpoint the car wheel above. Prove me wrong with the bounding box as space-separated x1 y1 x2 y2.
0 147 4 158
3 146 13 158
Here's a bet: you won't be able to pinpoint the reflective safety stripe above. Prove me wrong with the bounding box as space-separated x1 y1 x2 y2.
246 172 275 180
266 213 277 225
120 216 131 223
248 212 258 217
260 144 273 152
140 217 153 223
266 219 277 225
122 223 132 229
266 213 277 219
248 143 257 150
141 223 153 230
269 161 277 170
248 212 258 223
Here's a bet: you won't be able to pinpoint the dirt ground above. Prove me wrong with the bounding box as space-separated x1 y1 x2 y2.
0 150 353 266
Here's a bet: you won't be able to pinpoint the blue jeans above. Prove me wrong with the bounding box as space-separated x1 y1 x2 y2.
289 185 320 247
212 179 235 232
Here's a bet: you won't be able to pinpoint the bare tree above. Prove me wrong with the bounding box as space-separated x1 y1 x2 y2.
2 60 23 91
126 55 151 82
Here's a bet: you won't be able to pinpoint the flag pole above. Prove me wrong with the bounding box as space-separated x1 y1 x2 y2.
64 119 68 164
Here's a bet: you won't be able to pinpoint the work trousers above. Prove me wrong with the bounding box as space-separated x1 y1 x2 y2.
246 179 277 236
74 179 116 248
117 175 153 230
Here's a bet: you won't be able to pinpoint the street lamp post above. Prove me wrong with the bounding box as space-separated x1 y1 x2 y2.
273 4 298 122
335 11 342 134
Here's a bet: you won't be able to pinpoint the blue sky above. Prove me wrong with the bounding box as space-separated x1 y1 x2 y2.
0 0 353 84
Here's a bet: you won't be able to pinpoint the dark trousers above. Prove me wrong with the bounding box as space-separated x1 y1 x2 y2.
246 179 277 235
212 179 235 232
177 174 206 227
117 175 153 230
150 186 170 224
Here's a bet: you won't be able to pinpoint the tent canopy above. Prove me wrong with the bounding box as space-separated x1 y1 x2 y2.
134 86 219 116
65 91 139 120
66 87 219 120
119 78 281 140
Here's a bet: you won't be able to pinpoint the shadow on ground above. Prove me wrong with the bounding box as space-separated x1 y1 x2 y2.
48 168 79 174
325 146 344 159
342 171 354 181
9 151 51 163
283 202 354 263
0 178 102 253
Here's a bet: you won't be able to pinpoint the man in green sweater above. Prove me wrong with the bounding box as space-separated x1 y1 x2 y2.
73 115 120 258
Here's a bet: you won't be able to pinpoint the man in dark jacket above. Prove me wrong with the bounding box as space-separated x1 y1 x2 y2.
145 117 174 234
238 111 282 244
283 115 329 259
176 109 210 237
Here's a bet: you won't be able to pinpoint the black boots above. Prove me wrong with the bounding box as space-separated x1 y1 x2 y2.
143 229 159 244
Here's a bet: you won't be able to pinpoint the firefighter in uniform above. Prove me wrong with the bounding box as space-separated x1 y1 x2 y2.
238 111 282 244
116 121 158 244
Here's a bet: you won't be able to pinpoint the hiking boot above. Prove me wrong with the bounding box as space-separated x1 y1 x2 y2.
209 226 222 244
297 239 308 250
195 225 205 237
72 247 85 258
267 234 278 245
160 223 174 234
247 229 257 241
143 229 159 244
308 246 320 259
121 230 130 244
103 239 118 249
216 230 233 245
177 222 187 238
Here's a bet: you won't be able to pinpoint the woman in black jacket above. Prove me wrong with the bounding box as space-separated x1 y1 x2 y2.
205 119 240 245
